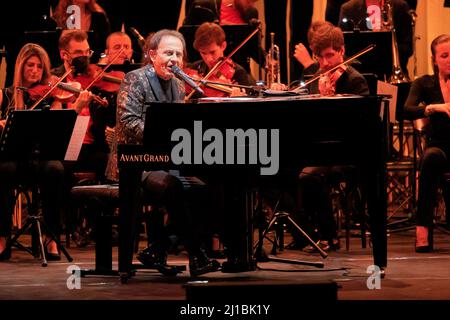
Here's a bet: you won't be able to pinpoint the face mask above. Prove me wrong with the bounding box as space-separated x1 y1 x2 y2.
71 56 90 74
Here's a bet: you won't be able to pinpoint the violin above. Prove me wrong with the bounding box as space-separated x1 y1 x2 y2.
27 75 108 107
318 64 348 96
73 64 125 93
184 58 238 97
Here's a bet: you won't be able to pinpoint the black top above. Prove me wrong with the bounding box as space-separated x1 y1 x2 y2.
1 86 54 120
404 74 450 146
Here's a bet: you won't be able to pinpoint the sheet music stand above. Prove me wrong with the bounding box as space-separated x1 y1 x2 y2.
179 24 260 73
343 31 392 81
0 109 77 266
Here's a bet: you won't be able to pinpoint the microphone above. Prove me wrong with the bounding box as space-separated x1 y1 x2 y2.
129 27 146 49
171 65 204 96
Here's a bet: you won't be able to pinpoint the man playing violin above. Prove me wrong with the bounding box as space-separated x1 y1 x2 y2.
52 29 116 182
187 22 256 98
290 23 369 252
308 22 369 96
99 32 133 65
0 43 66 261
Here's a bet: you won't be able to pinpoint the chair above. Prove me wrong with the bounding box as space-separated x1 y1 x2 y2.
413 118 450 242
8 184 72 266
69 182 187 277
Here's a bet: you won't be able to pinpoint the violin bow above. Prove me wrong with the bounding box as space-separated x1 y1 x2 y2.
186 26 261 100
84 47 126 91
29 67 73 110
290 44 376 93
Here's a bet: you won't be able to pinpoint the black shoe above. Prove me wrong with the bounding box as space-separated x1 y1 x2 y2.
0 246 11 261
45 251 61 261
136 245 168 268
189 251 220 277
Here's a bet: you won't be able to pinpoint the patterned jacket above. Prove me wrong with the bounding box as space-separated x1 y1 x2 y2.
106 64 185 181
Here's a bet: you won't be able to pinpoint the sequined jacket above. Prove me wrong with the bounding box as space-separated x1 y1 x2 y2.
106 64 185 181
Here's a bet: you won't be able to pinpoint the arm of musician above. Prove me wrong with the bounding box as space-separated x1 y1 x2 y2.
69 90 93 115
294 43 315 69
269 83 288 91
230 87 247 96
50 101 63 110
424 104 450 118
117 71 146 144
404 78 430 120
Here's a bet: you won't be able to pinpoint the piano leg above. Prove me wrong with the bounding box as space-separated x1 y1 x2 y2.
119 167 142 280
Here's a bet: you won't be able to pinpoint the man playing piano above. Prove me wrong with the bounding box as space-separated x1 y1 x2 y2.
106 29 220 277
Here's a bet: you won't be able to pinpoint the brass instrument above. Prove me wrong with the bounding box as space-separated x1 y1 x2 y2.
265 32 281 87
382 0 410 83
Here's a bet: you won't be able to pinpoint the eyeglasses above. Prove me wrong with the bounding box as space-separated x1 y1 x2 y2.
65 49 94 57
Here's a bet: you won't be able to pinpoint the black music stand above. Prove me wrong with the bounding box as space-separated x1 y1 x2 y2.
343 31 392 81
0 109 77 266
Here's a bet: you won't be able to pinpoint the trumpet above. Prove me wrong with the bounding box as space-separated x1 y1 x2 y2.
265 32 281 87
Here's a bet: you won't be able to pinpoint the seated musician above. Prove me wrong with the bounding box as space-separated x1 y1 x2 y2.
0 43 66 261
52 30 116 182
185 0 259 26
293 21 332 81
187 22 256 98
98 31 133 65
403 34 450 252
289 23 369 252
105 29 220 277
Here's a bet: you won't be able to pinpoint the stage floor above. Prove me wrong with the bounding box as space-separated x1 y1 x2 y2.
1 228 450 301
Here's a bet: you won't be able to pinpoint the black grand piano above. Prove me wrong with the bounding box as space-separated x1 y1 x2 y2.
118 94 388 279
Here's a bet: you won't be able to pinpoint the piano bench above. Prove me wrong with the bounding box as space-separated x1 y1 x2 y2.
70 184 120 275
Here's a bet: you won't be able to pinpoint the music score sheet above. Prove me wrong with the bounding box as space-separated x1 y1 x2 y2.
64 115 89 161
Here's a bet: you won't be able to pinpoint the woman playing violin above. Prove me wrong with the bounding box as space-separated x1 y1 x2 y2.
0 43 66 261
0 43 59 122
52 29 116 182
186 22 256 98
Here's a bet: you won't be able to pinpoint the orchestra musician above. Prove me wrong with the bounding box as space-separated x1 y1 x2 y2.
404 34 450 253
273 22 370 252
52 29 115 182
0 43 66 261
105 29 220 277
52 0 111 63
186 22 256 98
184 0 259 25
98 32 133 65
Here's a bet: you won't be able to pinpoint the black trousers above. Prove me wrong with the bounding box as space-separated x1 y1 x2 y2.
416 145 450 226
0 160 65 237
141 171 206 257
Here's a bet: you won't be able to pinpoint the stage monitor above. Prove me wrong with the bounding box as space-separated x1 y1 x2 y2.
343 31 393 82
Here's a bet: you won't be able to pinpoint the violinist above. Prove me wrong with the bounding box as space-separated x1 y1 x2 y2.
308 23 369 96
52 29 115 181
99 32 133 65
293 22 369 252
0 43 65 261
187 22 256 98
